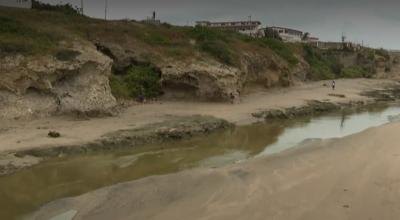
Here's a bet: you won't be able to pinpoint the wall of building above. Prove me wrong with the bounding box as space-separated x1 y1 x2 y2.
0 0 31 8
269 27 303 42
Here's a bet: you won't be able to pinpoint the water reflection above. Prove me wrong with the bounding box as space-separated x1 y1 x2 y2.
0 122 286 220
1 104 400 220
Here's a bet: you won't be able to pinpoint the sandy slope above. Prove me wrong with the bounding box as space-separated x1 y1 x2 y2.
31 121 400 220
0 78 395 153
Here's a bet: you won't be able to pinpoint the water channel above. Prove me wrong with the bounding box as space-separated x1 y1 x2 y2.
2 104 400 219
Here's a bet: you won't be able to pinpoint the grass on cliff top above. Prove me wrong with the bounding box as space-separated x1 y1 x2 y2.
0 6 300 67
256 38 299 66
0 6 87 55
0 15 58 54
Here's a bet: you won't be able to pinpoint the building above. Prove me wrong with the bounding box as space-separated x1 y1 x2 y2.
0 0 31 8
142 11 161 25
267 26 304 42
307 37 319 43
196 20 263 37
309 41 362 51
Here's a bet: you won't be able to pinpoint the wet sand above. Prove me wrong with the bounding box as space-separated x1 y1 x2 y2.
31 121 400 220
0 78 395 153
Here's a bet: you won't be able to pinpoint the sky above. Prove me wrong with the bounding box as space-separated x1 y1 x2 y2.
38 0 400 49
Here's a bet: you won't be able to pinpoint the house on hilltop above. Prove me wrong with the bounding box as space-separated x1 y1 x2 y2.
267 26 304 42
0 0 31 8
196 20 263 37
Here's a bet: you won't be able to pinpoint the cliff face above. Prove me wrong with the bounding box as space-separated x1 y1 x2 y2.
95 41 309 102
1 8 399 119
0 42 117 119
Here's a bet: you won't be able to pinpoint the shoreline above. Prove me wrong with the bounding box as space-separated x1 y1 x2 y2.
0 78 399 176
30 121 400 220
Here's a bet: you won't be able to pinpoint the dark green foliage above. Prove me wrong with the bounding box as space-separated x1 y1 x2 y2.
340 66 371 78
188 27 235 65
110 65 162 99
303 45 337 80
32 0 81 15
188 27 230 43
199 40 234 65
142 31 170 45
0 16 56 54
304 45 378 80
257 38 299 66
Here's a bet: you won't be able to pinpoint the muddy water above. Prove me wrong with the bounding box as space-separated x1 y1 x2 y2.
1 104 400 220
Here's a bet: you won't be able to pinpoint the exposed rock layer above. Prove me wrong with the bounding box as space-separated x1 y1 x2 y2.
0 43 117 119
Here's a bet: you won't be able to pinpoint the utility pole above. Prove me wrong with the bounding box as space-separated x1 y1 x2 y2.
105 0 108 20
80 0 84 15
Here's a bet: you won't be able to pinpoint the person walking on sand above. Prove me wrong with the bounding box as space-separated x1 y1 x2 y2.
332 80 336 90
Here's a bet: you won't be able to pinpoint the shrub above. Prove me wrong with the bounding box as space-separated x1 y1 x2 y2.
199 40 234 65
375 48 390 60
143 31 170 45
341 66 371 78
187 27 235 65
32 0 81 15
303 45 336 80
188 26 230 43
258 38 299 66
110 65 162 99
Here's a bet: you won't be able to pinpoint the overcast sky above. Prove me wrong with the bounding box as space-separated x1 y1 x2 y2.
39 0 400 49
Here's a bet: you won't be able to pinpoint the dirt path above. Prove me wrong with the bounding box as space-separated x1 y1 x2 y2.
0 78 396 153
30 120 400 220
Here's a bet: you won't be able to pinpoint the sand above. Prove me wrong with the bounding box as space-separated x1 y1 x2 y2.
30 120 400 220
0 78 395 153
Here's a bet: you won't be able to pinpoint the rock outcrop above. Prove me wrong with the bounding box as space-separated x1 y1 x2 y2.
95 42 309 102
0 42 117 119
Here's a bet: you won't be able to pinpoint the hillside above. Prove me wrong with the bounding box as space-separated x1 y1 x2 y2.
0 6 398 119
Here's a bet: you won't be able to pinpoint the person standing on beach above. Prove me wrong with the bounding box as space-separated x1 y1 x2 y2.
332 80 336 90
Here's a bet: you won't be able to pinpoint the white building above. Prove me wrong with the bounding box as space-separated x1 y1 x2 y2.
0 0 31 8
196 20 263 37
268 26 303 42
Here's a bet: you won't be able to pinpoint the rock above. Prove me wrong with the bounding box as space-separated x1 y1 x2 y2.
0 42 117 119
48 131 61 138
328 93 346 98
252 101 341 120
94 42 310 102
15 116 233 158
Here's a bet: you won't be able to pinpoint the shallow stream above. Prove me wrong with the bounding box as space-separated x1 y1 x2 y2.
2 104 400 219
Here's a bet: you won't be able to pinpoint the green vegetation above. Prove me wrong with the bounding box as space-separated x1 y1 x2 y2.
257 38 299 66
110 65 162 99
188 27 236 65
0 16 56 54
0 4 392 92
375 48 390 60
303 45 337 80
304 45 380 80
32 0 81 15
341 66 371 78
